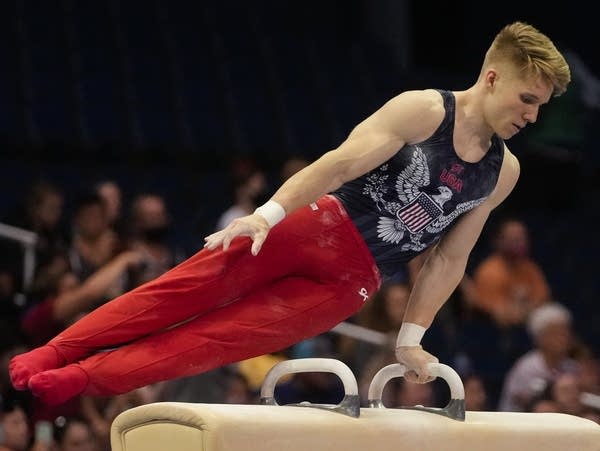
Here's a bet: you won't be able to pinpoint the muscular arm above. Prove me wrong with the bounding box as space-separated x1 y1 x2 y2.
271 90 444 214
53 251 141 323
403 147 521 328
205 90 446 253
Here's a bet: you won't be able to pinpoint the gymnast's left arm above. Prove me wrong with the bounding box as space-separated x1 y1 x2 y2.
396 146 521 382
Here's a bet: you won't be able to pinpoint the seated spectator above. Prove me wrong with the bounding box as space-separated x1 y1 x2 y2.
20 250 143 347
215 159 269 231
463 373 489 411
498 302 580 412
95 179 126 238
53 416 96 451
68 192 122 284
125 193 186 288
7 181 67 273
1 181 67 306
550 371 585 416
472 218 552 328
279 155 310 182
0 398 30 451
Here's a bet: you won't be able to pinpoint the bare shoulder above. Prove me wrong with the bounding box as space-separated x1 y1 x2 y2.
501 145 521 180
384 89 445 118
372 89 446 144
486 144 521 208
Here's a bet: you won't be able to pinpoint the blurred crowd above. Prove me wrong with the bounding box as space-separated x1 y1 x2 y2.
1 154 599 451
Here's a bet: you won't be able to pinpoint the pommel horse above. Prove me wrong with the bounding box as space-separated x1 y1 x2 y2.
110 358 600 450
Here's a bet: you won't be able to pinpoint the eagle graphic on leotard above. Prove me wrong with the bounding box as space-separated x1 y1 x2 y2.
363 147 486 252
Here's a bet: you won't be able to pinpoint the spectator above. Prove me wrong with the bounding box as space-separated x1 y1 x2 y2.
463 373 489 411
550 372 585 416
126 193 185 288
19 181 67 272
53 416 95 451
215 161 269 231
21 251 144 347
68 192 122 283
0 399 30 451
95 179 125 238
498 302 579 412
1 181 67 301
215 170 268 230
279 155 310 182
472 218 552 328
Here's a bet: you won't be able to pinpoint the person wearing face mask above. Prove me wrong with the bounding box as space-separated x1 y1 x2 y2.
471 217 552 328
126 193 186 288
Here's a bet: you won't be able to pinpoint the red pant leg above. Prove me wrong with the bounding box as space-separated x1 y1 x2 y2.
79 266 380 396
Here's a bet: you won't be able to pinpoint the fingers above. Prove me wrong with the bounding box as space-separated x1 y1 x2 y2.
204 229 235 251
396 345 439 384
203 218 269 255
203 222 243 251
404 369 436 384
203 230 225 250
403 369 420 383
250 228 268 255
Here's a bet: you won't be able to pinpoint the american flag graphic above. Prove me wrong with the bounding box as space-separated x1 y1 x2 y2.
396 193 443 234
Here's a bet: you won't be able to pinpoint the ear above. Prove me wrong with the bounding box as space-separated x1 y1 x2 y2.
485 69 498 88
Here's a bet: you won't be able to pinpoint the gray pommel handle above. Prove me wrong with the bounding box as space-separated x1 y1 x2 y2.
260 358 361 418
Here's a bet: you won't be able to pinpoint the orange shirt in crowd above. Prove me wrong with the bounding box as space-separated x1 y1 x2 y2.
473 254 551 326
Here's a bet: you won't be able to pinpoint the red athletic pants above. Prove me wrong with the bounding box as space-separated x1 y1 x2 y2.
49 195 381 396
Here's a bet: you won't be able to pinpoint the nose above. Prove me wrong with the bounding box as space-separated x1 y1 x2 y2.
523 105 539 124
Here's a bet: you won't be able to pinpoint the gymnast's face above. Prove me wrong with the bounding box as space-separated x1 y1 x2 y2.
484 64 553 140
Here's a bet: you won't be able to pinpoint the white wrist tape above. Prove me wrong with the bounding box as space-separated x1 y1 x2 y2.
254 200 286 228
396 322 427 348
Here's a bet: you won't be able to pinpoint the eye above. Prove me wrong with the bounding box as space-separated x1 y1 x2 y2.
520 95 536 105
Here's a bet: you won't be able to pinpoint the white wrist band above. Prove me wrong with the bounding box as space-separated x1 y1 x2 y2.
396 322 427 348
254 200 286 228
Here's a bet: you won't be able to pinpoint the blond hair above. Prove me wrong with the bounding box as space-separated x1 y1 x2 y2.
483 21 571 96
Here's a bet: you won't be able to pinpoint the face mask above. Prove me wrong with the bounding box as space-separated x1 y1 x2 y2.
505 243 529 259
139 225 169 243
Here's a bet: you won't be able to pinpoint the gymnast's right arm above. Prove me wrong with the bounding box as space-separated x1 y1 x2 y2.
204 90 444 255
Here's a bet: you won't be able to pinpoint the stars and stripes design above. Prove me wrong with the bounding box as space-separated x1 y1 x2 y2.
396 193 443 234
